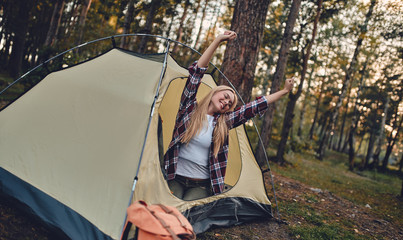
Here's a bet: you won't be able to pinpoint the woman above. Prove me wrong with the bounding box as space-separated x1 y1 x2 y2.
164 31 294 200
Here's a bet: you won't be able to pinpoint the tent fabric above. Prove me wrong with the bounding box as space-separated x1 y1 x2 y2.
0 48 272 239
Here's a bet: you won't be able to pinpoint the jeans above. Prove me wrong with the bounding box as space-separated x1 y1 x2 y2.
168 175 212 200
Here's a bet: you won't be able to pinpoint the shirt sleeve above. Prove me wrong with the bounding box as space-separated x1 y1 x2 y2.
178 61 208 111
225 96 269 129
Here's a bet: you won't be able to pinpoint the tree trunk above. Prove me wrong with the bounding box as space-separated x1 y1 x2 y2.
309 76 326 140
44 0 65 47
219 0 271 103
373 96 390 167
8 0 34 78
337 83 353 151
317 0 376 160
364 130 376 169
193 0 209 50
297 62 315 137
401 177 403 198
76 0 92 45
254 0 300 165
276 0 323 164
347 64 365 170
120 0 137 48
399 153 403 172
171 0 191 55
381 117 402 170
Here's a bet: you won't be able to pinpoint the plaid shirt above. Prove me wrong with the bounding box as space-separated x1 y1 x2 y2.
164 62 269 195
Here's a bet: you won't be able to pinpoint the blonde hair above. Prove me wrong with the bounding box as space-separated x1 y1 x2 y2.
181 85 238 157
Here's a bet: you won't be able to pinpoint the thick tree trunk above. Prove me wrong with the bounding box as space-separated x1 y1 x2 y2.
219 0 271 103
138 0 163 53
317 0 376 160
276 0 323 164
254 0 300 165
44 0 65 47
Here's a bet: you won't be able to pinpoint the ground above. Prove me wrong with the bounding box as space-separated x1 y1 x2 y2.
199 172 403 240
1 169 402 240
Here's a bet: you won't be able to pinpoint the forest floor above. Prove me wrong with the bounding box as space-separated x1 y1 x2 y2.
1 150 402 240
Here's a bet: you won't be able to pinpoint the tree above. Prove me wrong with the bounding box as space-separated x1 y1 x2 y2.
219 0 271 103
255 0 301 165
317 0 377 160
120 0 137 48
8 0 35 78
44 0 65 47
276 0 323 164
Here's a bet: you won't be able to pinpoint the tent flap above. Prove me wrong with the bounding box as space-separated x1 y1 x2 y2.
183 197 272 234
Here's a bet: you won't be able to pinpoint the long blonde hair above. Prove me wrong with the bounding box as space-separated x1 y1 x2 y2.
181 86 238 157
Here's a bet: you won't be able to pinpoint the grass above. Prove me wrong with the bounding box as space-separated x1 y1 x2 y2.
269 149 402 239
272 150 402 220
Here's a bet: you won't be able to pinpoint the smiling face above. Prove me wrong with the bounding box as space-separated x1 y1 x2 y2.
209 90 236 114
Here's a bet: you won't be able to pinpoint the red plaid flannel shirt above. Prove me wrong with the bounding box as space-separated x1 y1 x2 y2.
164 62 269 195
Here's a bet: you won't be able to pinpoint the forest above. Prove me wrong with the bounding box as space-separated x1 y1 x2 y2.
0 0 402 239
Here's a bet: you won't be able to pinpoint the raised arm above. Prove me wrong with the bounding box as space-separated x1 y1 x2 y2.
197 31 237 68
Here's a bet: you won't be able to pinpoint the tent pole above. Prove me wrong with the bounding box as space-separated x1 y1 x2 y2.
119 39 171 238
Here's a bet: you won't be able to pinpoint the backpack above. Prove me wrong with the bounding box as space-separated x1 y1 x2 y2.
121 201 196 240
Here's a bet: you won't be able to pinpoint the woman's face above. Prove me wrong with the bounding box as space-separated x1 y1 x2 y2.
210 90 235 114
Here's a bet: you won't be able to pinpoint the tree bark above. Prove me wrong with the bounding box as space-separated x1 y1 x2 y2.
254 0 300 165
276 0 323 164
219 0 271 104
317 0 377 160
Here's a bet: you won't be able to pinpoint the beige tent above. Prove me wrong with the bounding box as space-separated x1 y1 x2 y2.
0 47 272 240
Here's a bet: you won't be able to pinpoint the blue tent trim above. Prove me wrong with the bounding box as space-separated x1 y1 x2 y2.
0 167 112 240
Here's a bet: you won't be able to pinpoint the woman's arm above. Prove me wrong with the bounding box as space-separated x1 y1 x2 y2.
197 31 237 68
226 77 295 129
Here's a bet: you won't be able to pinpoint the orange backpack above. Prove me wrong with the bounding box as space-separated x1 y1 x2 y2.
121 201 196 240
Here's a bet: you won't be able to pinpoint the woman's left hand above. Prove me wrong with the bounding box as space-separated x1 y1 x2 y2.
284 77 295 93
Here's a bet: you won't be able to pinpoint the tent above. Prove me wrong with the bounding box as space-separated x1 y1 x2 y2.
0 36 273 240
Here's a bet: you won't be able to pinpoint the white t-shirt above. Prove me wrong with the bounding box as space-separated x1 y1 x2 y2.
176 115 214 179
